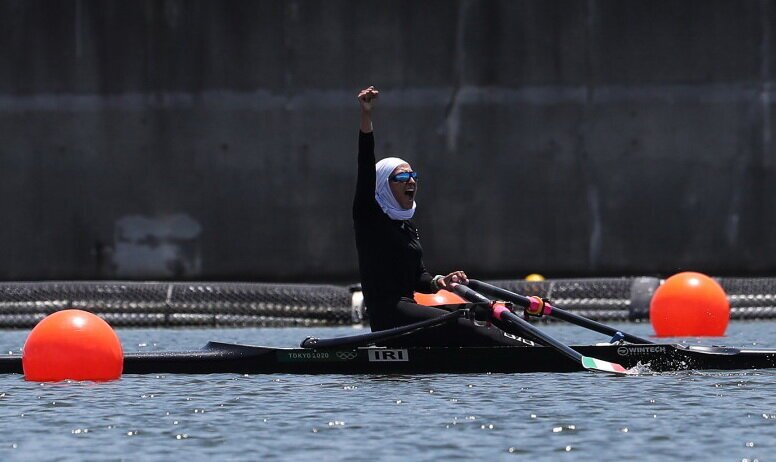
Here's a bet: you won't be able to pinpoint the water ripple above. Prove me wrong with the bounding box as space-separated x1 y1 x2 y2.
0 323 774 460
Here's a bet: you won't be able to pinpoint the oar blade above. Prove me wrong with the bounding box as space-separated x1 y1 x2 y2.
581 356 634 376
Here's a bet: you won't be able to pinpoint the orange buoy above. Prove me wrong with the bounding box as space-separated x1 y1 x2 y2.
525 273 545 281
649 272 729 337
414 290 467 306
23 310 123 382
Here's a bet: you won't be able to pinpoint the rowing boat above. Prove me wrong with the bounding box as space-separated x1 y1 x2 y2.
1 342 774 375
4 282 773 378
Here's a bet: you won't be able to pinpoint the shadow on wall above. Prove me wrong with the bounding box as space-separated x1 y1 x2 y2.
109 214 202 278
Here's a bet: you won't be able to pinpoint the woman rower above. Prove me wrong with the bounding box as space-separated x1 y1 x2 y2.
353 86 525 347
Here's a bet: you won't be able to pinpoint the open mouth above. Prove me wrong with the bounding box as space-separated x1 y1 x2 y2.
404 189 415 199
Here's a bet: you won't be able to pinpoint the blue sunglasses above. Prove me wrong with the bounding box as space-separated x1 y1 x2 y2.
389 171 418 183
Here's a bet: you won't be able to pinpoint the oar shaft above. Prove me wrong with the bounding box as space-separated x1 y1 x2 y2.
467 279 533 307
300 309 465 349
468 279 653 344
549 308 653 344
498 311 583 363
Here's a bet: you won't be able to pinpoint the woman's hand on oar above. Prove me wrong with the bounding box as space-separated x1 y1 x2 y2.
449 283 635 376
435 271 468 291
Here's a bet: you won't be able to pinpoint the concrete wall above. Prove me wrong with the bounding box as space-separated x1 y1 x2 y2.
0 0 774 281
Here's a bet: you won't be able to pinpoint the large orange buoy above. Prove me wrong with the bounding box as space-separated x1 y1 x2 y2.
649 272 729 337
414 290 467 306
23 310 123 382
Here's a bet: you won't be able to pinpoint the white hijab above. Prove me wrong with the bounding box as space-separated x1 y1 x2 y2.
375 157 416 220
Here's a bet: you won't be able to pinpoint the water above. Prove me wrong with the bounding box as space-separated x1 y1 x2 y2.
0 322 774 461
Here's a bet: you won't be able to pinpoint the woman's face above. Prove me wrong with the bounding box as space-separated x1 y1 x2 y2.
389 163 417 210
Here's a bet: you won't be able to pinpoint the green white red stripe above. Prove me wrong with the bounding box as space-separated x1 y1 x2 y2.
581 356 631 375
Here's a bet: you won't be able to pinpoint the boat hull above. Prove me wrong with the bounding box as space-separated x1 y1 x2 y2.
1 342 775 375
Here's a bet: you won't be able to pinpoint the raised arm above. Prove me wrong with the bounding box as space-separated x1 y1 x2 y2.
354 86 380 215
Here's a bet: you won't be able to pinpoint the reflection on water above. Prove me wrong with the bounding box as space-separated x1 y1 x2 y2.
0 322 774 461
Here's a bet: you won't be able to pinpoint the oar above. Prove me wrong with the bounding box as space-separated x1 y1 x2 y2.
300 309 465 349
467 279 653 344
449 283 634 375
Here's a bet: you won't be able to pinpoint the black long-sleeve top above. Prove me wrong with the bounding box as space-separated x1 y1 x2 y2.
353 131 434 328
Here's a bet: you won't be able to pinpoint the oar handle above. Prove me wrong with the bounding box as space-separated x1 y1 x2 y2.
449 284 491 304
468 279 654 345
467 279 538 309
